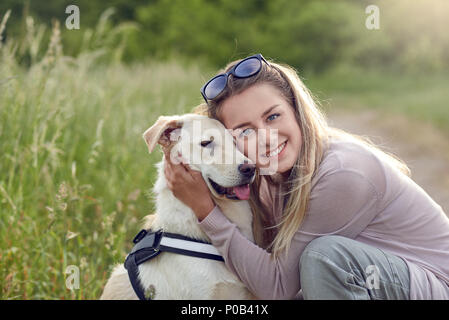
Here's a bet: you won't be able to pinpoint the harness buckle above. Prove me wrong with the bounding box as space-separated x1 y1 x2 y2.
133 229 148 244
152 229 164 251
127 229 164 262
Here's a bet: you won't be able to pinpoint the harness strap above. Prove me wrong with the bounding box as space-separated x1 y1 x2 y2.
159 236 224 261
124 229 224 300
126 251 155 300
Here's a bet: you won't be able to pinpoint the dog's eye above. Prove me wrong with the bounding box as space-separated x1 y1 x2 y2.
200 136 214 148
200 140 213 147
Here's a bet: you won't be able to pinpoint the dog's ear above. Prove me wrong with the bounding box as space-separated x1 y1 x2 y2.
143 116 183 153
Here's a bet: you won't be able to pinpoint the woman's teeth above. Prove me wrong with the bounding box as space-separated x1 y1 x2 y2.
263 141 286 158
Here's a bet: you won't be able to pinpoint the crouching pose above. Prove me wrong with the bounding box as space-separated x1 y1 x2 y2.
164 53 449 299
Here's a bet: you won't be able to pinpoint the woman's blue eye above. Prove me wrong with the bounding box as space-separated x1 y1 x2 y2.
239 128 254 138
267 113 280 121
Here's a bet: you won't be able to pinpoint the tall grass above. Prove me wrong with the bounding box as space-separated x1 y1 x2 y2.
0 11 207 299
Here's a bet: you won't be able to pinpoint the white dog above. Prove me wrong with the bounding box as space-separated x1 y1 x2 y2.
100 114 256 300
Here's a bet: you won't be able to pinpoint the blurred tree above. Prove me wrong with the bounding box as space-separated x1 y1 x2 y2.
1 0 448 72
250 0 362 72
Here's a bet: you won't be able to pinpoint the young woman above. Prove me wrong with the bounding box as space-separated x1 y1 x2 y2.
162 53 449 299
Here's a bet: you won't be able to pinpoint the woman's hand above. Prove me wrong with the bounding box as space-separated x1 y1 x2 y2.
163 149 215 221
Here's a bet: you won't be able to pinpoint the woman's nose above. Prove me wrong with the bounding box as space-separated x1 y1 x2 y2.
258 127 280 148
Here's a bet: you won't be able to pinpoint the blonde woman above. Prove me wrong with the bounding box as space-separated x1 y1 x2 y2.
163 53 449 299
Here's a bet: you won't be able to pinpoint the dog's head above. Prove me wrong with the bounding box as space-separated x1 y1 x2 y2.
143 114 255 201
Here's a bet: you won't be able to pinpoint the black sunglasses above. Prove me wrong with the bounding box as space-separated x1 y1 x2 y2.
200 53 269 103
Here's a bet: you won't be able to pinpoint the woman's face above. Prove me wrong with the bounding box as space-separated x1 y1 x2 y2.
219 83 302 176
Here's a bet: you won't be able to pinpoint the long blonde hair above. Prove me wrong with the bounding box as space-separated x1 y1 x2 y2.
193 55 410 258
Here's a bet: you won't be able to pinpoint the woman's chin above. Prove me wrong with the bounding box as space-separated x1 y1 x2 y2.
256 159 287 176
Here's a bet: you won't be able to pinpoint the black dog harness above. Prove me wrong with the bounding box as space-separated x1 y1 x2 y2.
124 229 224 300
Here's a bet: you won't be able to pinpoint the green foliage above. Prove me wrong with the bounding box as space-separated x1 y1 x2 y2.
253 0 362 72
1 0 448 72
130 0 364 71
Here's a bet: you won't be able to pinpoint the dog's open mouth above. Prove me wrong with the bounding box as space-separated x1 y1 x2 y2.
209 178 251 200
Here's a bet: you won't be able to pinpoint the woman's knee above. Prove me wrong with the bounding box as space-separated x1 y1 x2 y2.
299 235 411 299
299 236 348 286
302 235 349 261
299 236 351 299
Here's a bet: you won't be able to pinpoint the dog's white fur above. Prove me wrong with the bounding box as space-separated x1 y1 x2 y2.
100 114 255 299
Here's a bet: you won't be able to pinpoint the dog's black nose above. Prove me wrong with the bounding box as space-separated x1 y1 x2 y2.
238 163 255 178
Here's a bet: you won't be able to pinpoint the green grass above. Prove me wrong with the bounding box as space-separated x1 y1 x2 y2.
305 64 449 135
0 19 210 299
1 17 449 299
0 59 208 299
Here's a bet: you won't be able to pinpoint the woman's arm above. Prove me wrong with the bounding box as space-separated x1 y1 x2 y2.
199 205 304 299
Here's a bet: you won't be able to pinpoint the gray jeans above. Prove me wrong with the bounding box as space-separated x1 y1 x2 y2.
299 235 410 300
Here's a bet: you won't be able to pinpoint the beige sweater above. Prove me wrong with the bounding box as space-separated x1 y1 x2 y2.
198 138 449 299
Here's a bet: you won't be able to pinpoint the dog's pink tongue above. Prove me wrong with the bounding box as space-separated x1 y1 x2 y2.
233 184 250 200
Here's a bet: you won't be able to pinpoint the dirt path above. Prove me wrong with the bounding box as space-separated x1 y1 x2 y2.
327 109 449 216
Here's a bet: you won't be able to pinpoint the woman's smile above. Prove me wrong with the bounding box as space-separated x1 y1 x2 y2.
261 140 287 158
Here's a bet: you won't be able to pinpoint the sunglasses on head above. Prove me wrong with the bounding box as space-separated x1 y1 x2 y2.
200 53 269 103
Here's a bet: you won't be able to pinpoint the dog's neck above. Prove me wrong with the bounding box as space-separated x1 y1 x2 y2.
148 160 253 242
